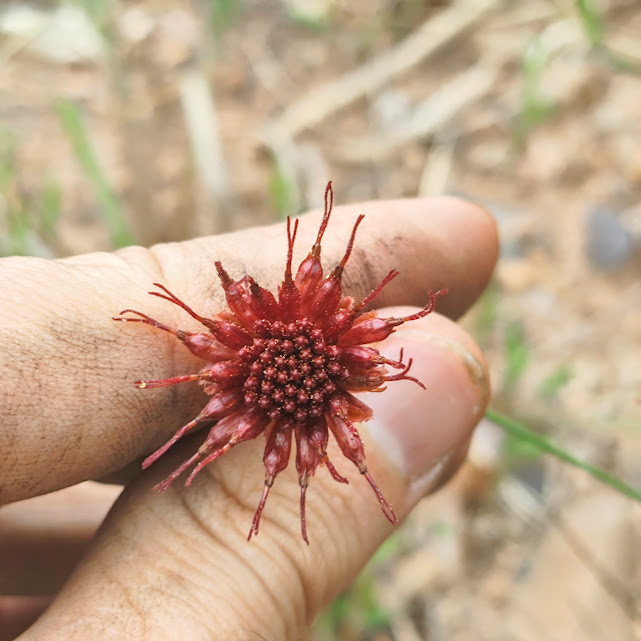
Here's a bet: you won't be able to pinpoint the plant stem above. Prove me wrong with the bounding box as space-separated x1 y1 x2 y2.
487 409 641 503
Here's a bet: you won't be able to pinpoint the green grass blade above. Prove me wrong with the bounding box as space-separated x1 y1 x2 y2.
576 0 605 48
502 320 529 394
538 364 573 401
268 161 296 220
487 409 641 502
55 99 134 248
208 0 241 35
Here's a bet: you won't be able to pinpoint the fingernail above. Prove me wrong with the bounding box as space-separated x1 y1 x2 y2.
364 330 488 483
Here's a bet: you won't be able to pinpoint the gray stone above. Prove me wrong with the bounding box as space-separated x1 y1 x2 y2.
585 206 636 271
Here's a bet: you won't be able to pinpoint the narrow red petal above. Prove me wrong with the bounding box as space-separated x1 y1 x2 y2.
338 316 394 347
299 479 309 545
340 346 383 370
278 279 301 322
279 218 303 321
186 407 270 485
264 422 293 478
208 319 252 350
305 273 343 323
295 184 334 308
295 254 324 312
215 265 262 330
337 214 364 271
148 283 218 334
114 309 178 335
343 391 374 423
294 425 321 479
205 360 248 384
285 217 299 282
176 331 237 361
363 469 397 525
143 416 209 470
143 389 242 470
322 307 356 343
327 415 396 525
385 289 449 327
322 453 349 484
305 215 364 324
248 423 293 540
326 414 365 467
248 483 272 541
352 269 400 314
248 282 279 322
200 388 244 418
339 369 387 393
135 373 201 389
153 451 202 493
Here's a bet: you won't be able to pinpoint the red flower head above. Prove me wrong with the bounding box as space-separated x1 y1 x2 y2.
115 182 446 543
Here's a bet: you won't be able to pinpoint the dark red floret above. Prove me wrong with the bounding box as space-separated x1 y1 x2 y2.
115 181 447 543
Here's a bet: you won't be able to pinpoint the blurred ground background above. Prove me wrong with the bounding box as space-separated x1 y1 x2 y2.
1 0 640 639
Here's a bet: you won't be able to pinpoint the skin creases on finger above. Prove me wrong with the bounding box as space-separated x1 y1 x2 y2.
14 444 398 641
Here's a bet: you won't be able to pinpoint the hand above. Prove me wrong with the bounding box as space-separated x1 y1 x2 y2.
0 195 497 640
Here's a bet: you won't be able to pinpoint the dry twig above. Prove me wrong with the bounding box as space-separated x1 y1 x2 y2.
331 66 495 164
260 0 500 146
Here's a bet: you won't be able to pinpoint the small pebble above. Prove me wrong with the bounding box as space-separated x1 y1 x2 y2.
584 206 636 271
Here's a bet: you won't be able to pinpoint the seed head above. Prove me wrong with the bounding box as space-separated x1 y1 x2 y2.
115 182 447 543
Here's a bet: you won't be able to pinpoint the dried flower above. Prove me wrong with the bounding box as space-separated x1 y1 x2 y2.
115 183 446 543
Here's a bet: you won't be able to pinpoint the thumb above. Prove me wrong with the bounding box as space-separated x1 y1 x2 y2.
19 310 488 641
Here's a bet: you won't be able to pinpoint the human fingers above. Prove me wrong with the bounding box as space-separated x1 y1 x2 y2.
0 196 496 504
16 310 489 641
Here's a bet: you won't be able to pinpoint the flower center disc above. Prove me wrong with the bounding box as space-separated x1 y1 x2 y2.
239 319 347 423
